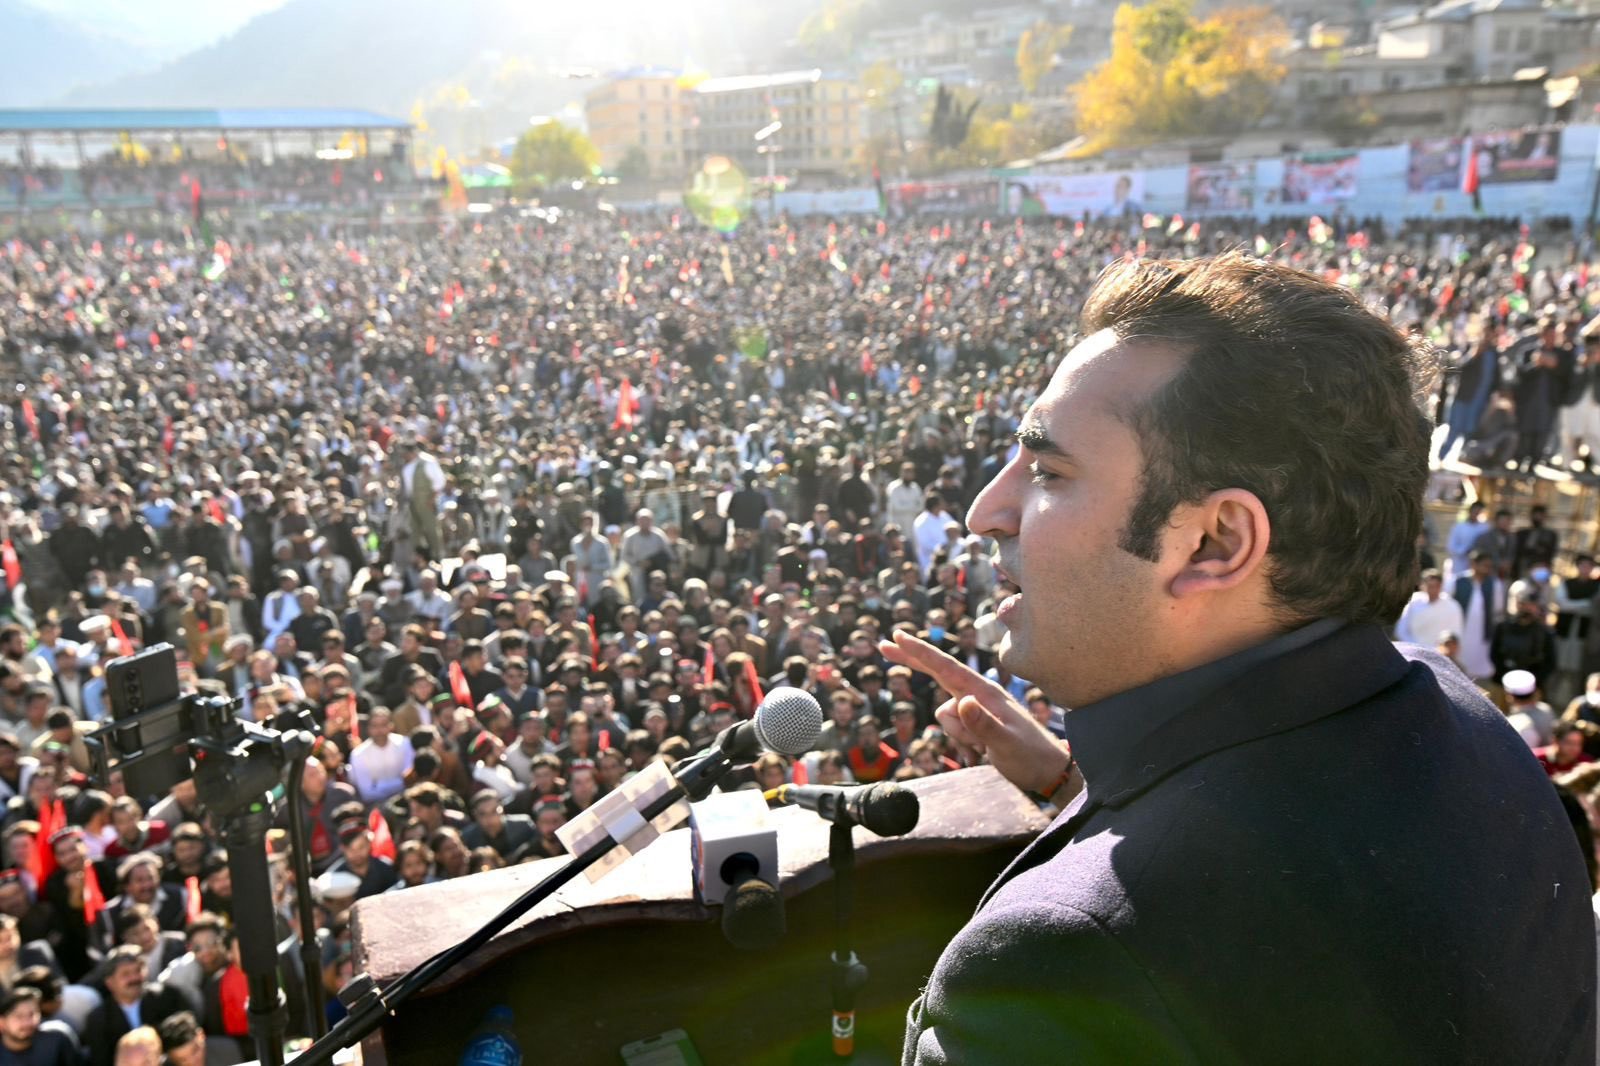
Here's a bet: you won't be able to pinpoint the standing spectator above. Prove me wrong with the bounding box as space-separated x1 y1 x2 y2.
348 709 413 806
885 463 923 541
1502 670 1557 748
1513 504 1559 580
1444 502 1490 583
1395 570 1465 648
1471 509 1516 581
1490 587 1557 692
1451 551 1501 681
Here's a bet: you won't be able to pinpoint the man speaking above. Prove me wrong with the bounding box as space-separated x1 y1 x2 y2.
887 254 1595 1064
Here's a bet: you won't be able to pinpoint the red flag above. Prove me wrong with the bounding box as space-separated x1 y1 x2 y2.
424 335 436 357
33 800 63 887
792 758 809 786
1463 144 1481 210
109 616 133 657
703 644 716 688
346 692 360 742
184 875 203 925
448 660 473 709
82 863 105 926
588 614 601 670
19 400 37 442
367 808 396 862
0 540 19 591
613 378 637 430
436 400 449 423
161 416 175 456
597 730 611 752
742 658 765 706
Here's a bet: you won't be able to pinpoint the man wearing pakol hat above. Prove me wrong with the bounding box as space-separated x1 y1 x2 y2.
1503 670 1557 748
322 802 396 900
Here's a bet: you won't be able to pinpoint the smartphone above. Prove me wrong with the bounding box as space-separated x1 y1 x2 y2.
619 1028 704 1066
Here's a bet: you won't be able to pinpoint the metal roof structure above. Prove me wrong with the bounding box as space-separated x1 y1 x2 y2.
0 108 410 133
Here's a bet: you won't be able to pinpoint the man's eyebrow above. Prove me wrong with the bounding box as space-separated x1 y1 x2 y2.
1015 422 1074 462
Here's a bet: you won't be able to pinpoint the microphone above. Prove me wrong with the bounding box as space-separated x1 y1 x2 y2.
766 781 921 838
672 686 823 800
719 852 786 951
557 686 822 877
720 686 824 760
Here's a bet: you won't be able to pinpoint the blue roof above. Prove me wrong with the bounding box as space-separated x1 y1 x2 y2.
0 108 410 133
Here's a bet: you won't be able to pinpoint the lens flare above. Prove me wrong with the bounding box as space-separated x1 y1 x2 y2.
686 156 750 234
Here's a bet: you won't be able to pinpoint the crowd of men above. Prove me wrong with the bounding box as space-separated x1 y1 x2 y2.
0 202 1593 1061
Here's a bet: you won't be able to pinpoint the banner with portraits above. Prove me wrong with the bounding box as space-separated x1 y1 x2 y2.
1186 163 1256 211
1282 151 1359 204
1406 138 1465 193
1471 128 1561 185
1001 172 1146 218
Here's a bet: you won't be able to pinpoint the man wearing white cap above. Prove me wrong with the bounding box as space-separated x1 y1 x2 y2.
1503 670 1556 748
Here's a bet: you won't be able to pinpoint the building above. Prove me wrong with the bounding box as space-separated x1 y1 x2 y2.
860 3 1068 83
1278 0 1598 133
691 70 865 177
583 70 695 179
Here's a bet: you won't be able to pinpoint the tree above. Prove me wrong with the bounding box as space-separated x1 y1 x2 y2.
1017 20 1074 95
1071 0 1287 152
616 145 651 181
928 84 981 152
510 121 601 192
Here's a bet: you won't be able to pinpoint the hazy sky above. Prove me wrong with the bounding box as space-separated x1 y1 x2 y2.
24 0 290 55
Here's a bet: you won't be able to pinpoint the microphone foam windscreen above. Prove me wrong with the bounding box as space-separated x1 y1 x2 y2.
860 782 921 838
754 686 823 755
721 877 786 951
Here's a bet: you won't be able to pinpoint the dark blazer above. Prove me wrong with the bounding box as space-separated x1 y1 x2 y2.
84 985 184 1066
903 623 1595 1065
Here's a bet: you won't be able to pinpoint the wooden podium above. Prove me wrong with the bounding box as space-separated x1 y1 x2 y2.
350 767 1049 1065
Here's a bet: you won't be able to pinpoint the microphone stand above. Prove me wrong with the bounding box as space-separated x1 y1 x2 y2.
828 822 869 1058
290 741 741 1066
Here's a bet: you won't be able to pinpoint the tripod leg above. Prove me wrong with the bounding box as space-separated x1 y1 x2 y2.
224 806 288 1066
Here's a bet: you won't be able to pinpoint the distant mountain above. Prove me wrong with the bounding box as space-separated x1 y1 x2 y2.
22 0 287 60
0 0 159 105
55 0 507 112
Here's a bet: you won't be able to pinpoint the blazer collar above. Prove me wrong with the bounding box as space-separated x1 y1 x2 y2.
1068 622 1409 811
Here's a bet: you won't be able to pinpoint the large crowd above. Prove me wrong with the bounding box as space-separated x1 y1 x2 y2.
0 200 1594 1063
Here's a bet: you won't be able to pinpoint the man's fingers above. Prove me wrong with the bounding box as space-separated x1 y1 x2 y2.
935 700 985 756
879 631 1008 702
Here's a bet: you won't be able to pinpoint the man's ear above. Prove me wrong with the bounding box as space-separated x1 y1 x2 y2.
1169 489 1271 600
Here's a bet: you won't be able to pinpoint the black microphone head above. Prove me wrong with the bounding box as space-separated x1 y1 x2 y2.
721 876 786 951
855 782 921 838
752 686 823 756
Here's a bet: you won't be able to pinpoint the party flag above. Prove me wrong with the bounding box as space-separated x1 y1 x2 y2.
82 863 105 926
185 876 203 925
0 541 19 591
1463 145 1482 213
742 658 764 706
19 400 37 442
588 614 601 670
161 416 175 456
449 660 473 709
703 644 716 688
368 808 395 862
33 799 63 886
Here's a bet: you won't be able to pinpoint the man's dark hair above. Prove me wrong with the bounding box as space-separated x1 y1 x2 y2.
14 965 61 1002
159 1010 203 1051
0 986 39 1016
1080 253 1433 625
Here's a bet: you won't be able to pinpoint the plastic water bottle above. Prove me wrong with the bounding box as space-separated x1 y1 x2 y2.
459 1005 522 1066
